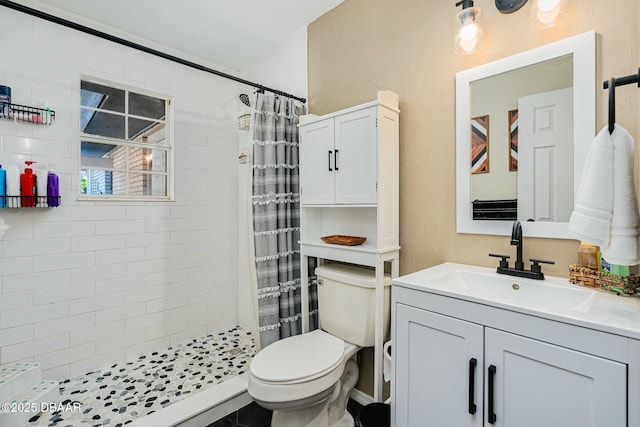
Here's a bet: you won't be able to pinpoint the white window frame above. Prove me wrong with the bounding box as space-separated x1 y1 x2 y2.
79 76 174 201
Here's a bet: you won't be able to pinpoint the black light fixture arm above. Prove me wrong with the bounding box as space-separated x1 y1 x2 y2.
0 0 306 104
456 0 475 9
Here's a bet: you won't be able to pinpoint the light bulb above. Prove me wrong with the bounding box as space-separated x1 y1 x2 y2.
459 23 479 52
460 22 478 42
537 2 559 24
531 0 567 28
538 0 560 11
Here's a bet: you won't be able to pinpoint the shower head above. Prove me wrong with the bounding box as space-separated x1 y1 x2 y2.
239 93 251 107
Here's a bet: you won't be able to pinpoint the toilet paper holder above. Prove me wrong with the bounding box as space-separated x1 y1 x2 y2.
383 340 392 382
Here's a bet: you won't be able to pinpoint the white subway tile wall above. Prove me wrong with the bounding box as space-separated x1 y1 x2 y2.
0 8 241 379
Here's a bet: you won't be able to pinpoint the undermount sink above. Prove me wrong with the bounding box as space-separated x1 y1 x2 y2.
432 268 596 313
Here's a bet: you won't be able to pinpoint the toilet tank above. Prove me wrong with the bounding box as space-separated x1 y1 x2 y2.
315 263 391 347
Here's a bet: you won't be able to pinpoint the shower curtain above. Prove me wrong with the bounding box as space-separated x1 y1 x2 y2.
252 93 318 348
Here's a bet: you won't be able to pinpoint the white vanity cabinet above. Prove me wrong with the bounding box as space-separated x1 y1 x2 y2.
299 106 377 205
392 265 636 427
299 91 400 402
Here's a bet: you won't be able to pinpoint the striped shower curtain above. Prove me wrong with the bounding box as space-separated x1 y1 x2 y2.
252 93 318 348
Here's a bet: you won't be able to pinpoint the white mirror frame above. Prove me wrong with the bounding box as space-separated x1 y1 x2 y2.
456 31 596 239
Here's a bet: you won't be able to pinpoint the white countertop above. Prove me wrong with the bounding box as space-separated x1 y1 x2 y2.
393 262 640 340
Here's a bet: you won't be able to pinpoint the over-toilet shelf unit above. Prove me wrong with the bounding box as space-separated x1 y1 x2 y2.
299 90 400 403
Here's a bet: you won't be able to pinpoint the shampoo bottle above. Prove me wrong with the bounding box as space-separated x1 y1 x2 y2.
36 165 48 207
20 161 37 207
47 167 59 207
0 164 6 208
6 164 19 208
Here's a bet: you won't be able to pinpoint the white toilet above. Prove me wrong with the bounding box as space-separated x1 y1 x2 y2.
248 263 391 427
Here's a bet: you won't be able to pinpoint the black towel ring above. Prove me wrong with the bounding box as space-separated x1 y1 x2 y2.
608 77 616 135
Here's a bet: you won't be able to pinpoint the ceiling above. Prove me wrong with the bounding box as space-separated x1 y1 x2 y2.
12 0 343 72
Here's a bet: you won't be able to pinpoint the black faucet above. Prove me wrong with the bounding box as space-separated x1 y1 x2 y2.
489 220 555 280
511 221 524 271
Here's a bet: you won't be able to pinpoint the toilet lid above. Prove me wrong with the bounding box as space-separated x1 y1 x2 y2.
250 330 345 383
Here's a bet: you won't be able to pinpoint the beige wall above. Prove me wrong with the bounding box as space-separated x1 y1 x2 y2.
308 0 640 278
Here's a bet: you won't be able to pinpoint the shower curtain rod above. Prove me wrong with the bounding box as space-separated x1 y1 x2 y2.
0 0 307 104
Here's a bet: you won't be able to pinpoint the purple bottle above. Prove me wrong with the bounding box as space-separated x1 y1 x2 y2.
47 171 60 207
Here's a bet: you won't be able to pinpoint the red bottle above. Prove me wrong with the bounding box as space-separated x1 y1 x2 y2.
21 161 37 207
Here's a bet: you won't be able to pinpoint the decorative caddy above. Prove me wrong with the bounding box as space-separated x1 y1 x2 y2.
568 264 640 296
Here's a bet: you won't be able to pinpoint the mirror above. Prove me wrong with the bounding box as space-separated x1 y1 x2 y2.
456 31 595 239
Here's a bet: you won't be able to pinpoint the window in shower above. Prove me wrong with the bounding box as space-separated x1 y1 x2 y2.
79 78 173 200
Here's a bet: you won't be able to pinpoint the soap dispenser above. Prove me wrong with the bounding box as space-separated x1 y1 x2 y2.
20 161 37 207
47 165 60 207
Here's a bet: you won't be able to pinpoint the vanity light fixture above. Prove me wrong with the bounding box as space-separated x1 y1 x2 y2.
495 0 568 28
455 0 483 56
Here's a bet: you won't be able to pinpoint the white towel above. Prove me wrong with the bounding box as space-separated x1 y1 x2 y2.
569 124 640 265
603 125 640 265
568 126 614 246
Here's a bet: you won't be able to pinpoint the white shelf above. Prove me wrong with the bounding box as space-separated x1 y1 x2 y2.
301 240 400 253
301 241 400 267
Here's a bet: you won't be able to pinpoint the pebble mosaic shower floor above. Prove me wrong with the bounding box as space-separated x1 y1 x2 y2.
27 326 256 427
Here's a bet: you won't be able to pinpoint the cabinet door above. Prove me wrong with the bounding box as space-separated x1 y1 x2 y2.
334 107 378 204
299 118 335 205
485 328 626 427
395 304 483 427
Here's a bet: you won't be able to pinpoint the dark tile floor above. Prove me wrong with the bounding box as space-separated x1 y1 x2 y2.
207 401 272 427
207 398 363 427
347 398 364 420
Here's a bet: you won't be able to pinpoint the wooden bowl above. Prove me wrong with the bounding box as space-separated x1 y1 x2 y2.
320 235 367 246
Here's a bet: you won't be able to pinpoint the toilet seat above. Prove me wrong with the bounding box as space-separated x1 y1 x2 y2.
251 330 345 384
248 330 356 405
